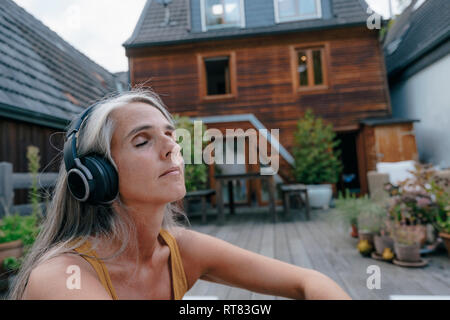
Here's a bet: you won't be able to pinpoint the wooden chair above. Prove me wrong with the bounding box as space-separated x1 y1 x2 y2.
280 184 310 220
183 189 216 223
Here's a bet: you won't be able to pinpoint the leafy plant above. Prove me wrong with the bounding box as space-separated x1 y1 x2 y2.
428 177 450 234
173 115 208 192
357 200 388 234
292 109 342 184
384 163 437 225
389 222 425 246
27 145 43 218
0 212 40 246
2 256 21 273
333 189 361 227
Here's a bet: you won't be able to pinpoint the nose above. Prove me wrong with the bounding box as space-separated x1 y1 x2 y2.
160 133 181 161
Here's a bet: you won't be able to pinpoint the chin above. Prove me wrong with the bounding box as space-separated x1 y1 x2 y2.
166 184 186 203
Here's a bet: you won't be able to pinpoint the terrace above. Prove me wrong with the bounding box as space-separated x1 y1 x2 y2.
183 207 450 300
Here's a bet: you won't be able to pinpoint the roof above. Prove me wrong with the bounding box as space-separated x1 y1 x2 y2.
383 0 450 77
124 0 370 49
0 0 127 128
360 117 420 126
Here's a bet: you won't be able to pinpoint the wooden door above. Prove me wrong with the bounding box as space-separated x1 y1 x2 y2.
374 123 418 163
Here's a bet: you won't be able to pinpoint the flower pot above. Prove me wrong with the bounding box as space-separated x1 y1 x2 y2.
350 224 358 238
374 235 394 255
439 232 450 258
394 242 421 262
358 231 374 247
306 184 333 209
0 240 24 268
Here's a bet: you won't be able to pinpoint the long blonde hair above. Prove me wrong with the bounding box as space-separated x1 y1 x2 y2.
7 89 189 299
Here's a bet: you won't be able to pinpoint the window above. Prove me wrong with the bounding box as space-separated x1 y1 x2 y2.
291 45 328 91
275 0 322 23
205 56 230 95
201 0 245 31
198 52 237 100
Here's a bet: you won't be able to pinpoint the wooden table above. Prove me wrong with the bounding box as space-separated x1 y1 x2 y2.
280 184 310 220
184 189 216 224
214 172 277 224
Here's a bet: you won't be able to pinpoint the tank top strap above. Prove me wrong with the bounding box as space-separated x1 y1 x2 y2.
71 240 118 300
159 228 188 300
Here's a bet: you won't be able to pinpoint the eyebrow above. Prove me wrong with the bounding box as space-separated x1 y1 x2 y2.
124 124 175 141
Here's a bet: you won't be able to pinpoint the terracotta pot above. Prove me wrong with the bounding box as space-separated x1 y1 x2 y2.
350 224 358 238
374 235 394 255
0 240 24 267
439 232 450 258
394 242 421 262
358 231 374 247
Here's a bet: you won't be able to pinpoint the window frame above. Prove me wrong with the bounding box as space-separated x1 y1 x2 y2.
274 0 322 24
197 51 238 101
290 42 329 93
200 0 246 32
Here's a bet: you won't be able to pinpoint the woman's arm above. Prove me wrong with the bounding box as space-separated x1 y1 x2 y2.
179 229 351 300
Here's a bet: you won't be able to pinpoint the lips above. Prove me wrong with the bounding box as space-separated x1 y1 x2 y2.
159 166 180 178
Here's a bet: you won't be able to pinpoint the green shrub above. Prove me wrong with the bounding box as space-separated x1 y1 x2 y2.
26 145 43 218
0 213 40 246
173 115 209 192
292 109 342 184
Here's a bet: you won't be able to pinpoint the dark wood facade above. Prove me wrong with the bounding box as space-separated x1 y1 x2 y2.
127 25 393 194
0 117 64 204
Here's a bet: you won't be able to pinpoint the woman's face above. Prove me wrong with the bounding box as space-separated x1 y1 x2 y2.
110 102 186 206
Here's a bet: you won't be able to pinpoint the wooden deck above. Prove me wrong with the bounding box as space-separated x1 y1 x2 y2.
183 207 450 300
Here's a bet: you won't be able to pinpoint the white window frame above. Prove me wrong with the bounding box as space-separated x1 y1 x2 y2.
274 0 322 23
200 0 246 32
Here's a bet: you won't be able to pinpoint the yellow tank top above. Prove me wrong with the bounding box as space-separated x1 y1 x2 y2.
71 228 188 300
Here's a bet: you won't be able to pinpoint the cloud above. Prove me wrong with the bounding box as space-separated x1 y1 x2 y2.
13 0 147 72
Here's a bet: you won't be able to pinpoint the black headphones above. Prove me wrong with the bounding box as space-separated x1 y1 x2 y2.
63 103 119 205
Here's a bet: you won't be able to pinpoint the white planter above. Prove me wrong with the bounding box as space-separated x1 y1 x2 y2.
306 184 333 209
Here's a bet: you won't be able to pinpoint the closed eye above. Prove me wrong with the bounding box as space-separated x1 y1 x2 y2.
135 140 148 148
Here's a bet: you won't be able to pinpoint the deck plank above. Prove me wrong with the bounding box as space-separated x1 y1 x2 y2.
183 208 450 300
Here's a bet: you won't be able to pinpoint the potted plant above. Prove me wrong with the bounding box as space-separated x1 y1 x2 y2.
373 220 394 257
0 146 42 291
390 222 425 263
333 189 360 237
428 177 450 257
0 212 40 272
357 199 387 249
173 115 209 212
292 109 342 209
384 163 437 247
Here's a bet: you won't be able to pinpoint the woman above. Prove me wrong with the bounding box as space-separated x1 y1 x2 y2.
8 89 351 300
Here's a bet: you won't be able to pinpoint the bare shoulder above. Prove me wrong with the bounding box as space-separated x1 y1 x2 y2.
22 253 112 300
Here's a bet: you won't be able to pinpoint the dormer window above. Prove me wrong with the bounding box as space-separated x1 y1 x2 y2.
201 0 245 31
274 0 322 23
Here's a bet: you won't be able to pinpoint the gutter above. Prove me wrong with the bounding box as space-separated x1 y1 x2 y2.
124 19 368 50
0 102 70 130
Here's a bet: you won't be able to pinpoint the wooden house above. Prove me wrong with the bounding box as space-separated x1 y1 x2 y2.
124 0 419 203
0 0 127 204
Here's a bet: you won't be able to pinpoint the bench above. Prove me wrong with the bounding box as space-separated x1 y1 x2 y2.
280 184 310 220
183 189 216 223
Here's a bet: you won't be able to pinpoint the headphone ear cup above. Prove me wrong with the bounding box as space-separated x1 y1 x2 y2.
82 155 118 204
67 167 94 202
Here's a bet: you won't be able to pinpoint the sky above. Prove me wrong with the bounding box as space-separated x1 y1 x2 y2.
12 0 407 73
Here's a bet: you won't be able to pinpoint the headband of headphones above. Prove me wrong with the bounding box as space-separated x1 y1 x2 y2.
63 103 97 172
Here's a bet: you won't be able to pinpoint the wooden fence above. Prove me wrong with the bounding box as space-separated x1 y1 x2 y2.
0 162 57 217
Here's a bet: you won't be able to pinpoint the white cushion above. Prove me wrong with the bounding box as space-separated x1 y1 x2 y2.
376 160 416 185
